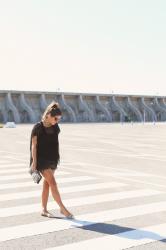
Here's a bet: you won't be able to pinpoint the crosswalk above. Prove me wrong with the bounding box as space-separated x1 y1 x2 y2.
0 170 70 180
0 157 166 249
0 182 127 202
45 223 166 250
0 176 96 190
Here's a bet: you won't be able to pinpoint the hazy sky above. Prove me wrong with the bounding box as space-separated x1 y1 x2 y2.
0 0 166 95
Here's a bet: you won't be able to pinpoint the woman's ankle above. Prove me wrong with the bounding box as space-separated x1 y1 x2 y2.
42 208 48 212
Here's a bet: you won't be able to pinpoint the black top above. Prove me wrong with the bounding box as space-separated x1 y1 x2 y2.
29 121 61 171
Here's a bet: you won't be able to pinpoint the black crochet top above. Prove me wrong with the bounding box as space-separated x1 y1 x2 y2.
29 121 61 171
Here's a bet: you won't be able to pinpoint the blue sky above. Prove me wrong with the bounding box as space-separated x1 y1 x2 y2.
0 0 165 95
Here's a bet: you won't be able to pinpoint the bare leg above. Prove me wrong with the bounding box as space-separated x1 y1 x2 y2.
41 179 49 212
41 168 73 217
41 169 55 213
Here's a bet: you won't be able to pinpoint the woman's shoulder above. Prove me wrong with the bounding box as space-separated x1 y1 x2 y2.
33 121 43 129
31 121 43 136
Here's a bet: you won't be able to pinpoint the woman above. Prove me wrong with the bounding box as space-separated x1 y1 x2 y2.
30 101 74 218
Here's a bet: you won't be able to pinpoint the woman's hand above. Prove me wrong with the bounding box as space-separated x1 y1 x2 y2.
31 162 37 172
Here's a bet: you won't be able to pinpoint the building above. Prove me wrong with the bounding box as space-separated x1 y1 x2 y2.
0 90 166 123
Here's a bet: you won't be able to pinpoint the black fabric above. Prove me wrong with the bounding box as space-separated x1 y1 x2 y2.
30 121 60 172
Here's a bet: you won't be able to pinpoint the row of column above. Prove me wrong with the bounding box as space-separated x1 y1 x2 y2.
0 92 166 123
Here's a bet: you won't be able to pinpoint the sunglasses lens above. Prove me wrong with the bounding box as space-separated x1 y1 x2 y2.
55 117 61 121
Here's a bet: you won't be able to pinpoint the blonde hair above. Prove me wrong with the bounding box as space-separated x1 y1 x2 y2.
41 101 61 122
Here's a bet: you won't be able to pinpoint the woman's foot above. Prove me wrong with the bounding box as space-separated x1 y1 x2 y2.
41 210 53 218
60 207 74 219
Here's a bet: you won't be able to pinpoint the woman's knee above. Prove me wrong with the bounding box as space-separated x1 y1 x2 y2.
42 169 57 186
43 179 49 188
48 176 57 186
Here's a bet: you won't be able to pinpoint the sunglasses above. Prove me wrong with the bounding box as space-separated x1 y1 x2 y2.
54 116 61 121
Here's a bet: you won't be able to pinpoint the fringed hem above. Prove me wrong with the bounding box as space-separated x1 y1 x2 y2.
29 155 60 172
37 165 58 173
36 157 59 172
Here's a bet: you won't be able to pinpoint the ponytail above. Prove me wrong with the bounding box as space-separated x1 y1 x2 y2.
41 101 62 121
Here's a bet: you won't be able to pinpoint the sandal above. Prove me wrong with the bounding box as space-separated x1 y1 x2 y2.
63 213 75 219
41 211 53 218
60 209 75 219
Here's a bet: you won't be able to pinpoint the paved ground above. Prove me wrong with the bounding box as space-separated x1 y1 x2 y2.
0 122 166 250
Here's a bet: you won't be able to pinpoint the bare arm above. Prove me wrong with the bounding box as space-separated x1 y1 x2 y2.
31 135 37 170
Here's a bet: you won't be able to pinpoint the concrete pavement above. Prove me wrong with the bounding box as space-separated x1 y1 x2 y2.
0 122 166 249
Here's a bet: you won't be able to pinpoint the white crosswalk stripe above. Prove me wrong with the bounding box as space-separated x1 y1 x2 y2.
0 170 70 180
0 189 162 218
0 163 27 168
0 176 96 190
45 223 166 250
0 181 127 201
0 160 12 164
0 168 31 174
